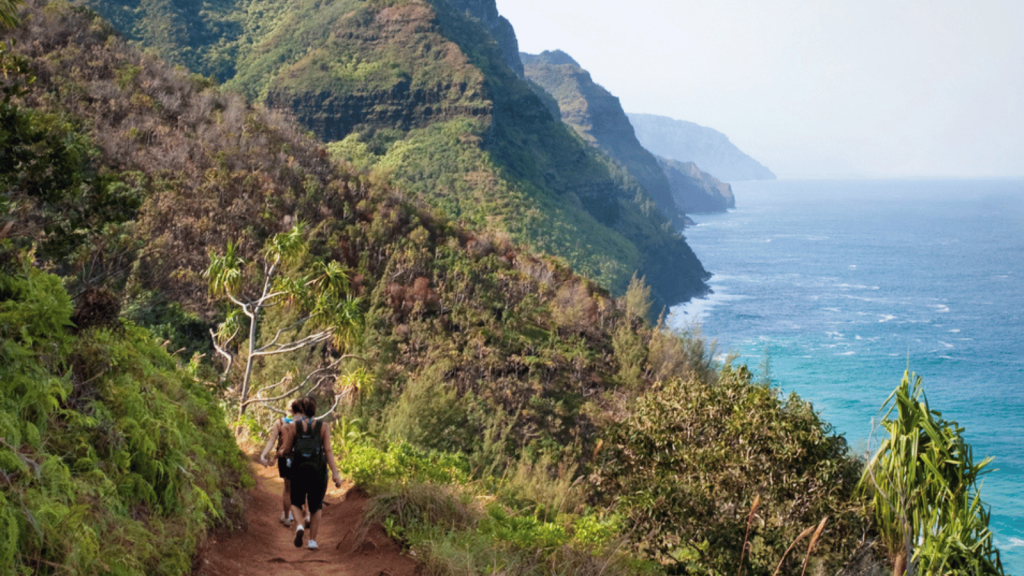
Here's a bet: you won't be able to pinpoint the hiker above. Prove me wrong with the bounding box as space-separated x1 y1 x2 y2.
276 396 343 550
258 399 307 526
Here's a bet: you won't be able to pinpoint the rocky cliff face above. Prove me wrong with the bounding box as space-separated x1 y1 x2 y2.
628 113 775 181
522 50 686 228
659 157 735 214
266 80 493 142
445 0 524 77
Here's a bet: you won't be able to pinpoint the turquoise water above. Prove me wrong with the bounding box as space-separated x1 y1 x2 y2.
669 179 1024 573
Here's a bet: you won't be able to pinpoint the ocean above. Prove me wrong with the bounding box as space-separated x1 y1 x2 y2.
669 179 1024 573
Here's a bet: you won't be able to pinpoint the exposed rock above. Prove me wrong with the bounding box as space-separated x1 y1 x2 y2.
265 83 492 142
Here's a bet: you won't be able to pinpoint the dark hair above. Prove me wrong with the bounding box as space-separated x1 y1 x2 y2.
290 399 303 415
301 396 317 417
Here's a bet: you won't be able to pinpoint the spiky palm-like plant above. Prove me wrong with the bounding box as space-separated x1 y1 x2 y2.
861 370 1004 575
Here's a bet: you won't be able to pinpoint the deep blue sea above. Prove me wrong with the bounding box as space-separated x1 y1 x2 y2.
669 179 1024 573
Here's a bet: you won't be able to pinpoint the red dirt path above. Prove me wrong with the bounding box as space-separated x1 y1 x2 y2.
193 458 418 576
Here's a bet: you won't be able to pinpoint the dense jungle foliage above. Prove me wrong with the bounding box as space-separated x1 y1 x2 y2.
74 0 711 312
1 1 1006 574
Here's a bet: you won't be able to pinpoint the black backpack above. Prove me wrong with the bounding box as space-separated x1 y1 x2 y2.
291 418 325 472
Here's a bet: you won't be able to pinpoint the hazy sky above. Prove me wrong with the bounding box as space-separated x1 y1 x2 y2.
495 0 1024 179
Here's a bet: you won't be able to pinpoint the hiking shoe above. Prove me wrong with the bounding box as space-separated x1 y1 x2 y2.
293 525 304 548
307 539 318 550
304 516 311 529
280 512 292 527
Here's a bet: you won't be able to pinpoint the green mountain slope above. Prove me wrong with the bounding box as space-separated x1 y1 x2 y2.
521 50 686 227
74 0 709 311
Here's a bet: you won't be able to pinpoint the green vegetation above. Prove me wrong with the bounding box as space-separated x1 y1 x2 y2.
860 371 1005 575
205 223 363 419
522 50 685 227
337 438 659 575
0 0 19 28
593 364 865 572
0 253 248 574
76 0 710 314
0 2 1007 574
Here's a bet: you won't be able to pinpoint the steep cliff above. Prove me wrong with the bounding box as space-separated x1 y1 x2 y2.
659 156 736 213
522 50 686 227
628 112 776 181
446 0 524 77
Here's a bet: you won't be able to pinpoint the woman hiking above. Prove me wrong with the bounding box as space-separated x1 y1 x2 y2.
258 399 307 526
276 396 343 550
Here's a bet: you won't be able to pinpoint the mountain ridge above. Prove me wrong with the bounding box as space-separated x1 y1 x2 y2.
522 49 685 228
628 112 776 181
74 0 710 310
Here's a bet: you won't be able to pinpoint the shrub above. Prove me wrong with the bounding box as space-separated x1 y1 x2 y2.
0 255 248 575
593 364 864 574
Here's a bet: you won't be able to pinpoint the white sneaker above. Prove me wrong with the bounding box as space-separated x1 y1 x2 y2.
293 525 304 548
280 512 291 526
307 539 318 550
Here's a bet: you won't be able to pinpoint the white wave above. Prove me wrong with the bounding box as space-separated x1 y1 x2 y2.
668 290 746 327
938 341 955 349
879 314 897 323
931 304 950 313
836 283 880 290
848 264 857 270
1006 537 1024 548
837 351 856 356
949 328 961 333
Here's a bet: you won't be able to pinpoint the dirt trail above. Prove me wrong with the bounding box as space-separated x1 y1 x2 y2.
193 458 418 576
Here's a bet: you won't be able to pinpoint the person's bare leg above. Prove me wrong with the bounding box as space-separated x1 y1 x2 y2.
308 509 323 541
282 479 291 515
290 503 305 546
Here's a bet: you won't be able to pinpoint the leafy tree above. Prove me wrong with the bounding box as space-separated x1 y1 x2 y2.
205 222 363 420
860 370 1004 575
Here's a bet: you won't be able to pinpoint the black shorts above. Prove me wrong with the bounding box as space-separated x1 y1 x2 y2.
277 456 291 480
289 465 328 514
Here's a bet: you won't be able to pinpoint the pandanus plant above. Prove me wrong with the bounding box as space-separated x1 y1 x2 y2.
860 370 1004 575
205 222 363 422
